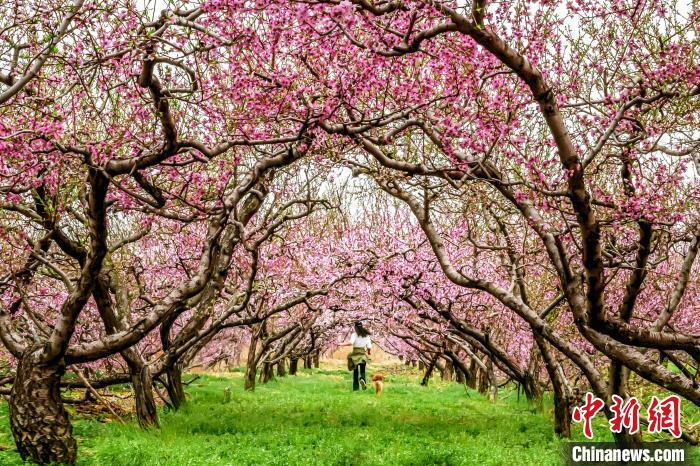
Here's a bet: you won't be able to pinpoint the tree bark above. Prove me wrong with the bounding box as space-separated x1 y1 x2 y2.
127 360 159 429
534 335 571 437
446 351 472 386
524 341 543 408
486 358 498 402
552 385 572 438
466 358 477 388
441 358 454 381
244 365 257 391
455 365 466 384
476 357 490 396
260 362 274 384
421 353 439 386
9 351 77 465
277 360 287 377
163 364 186 409
289 358 299 375
244 335 258 391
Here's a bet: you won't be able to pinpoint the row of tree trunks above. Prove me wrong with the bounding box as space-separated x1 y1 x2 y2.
259 362 275 384
248 353 316 388
297 351 321 370
445 351 473 388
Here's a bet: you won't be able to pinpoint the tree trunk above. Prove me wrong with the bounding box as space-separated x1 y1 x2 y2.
10 351 77 465
524 341 543 408
128 361 159 429
244 364 257 391
534 335 570 437
244 334 258 391
476 363 489 395
313 352 320 368
164 364 186 409
260 362 274 384
455 365 466 384
552 385 572 438
441 358 454 381
303 355 312 369
486 358 498 402
277 359 287 377
522 372 542 407
289 358 299 375
466 358 477 388
120 347 159 428
607 362 643 445
445 351 472 386
609 362 630 398
421 354 439 386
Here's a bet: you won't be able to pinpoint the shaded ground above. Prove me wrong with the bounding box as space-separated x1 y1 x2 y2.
0 366 696 465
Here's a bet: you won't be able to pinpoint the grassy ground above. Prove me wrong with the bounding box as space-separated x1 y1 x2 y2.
0 366 696 465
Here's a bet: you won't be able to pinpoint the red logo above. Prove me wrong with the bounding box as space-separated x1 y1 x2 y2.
647 395 682 438
572 393 605 439
572 393 682 439
609 394 640 435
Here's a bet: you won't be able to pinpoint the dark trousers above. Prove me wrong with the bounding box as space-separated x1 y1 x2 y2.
353 362 366 391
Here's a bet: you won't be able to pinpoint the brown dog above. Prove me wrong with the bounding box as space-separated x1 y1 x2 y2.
372 373 385 397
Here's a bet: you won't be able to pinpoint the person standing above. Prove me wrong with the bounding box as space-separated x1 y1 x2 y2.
345 321 372 391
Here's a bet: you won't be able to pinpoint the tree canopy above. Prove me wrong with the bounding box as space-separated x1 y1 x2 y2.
0 0 698 463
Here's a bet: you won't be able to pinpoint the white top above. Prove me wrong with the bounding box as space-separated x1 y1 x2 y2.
350 332 372 349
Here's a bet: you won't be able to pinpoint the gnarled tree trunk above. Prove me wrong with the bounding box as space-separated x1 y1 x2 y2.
127 359 159 429
10 351 77 465
164 364 186 409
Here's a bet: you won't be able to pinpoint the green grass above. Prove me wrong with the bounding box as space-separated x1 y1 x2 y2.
0 368 696 465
